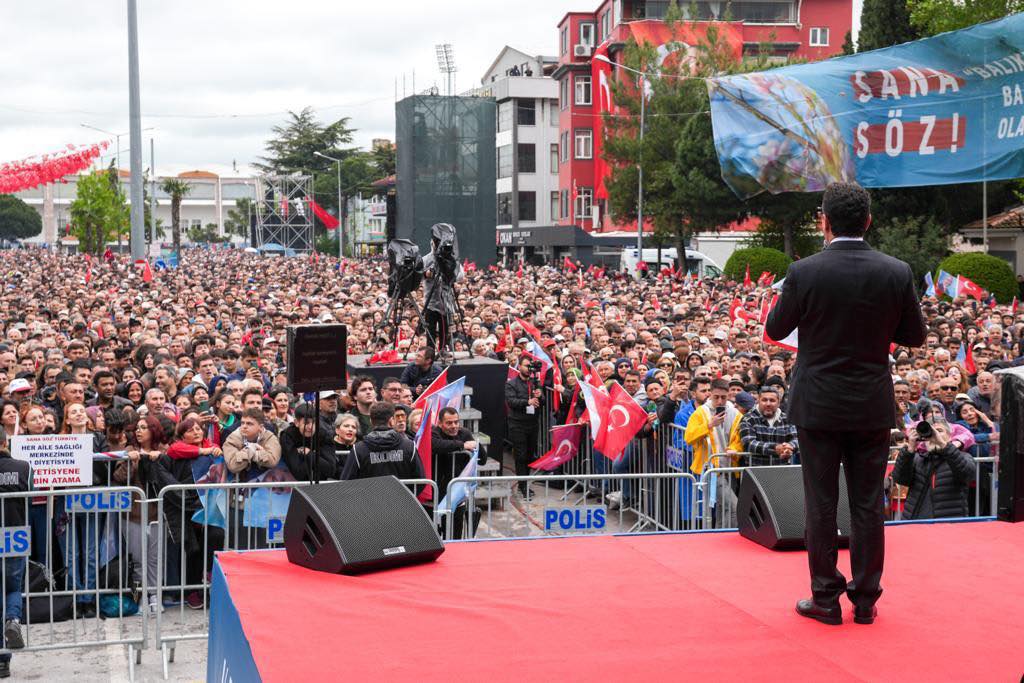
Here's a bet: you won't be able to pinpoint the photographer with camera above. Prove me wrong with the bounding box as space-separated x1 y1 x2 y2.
505 355 543 499
892 417 976 520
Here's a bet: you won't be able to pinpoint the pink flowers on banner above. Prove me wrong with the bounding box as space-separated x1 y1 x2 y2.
0 142 110 194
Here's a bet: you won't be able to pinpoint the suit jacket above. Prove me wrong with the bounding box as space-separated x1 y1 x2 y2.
766 240 926 431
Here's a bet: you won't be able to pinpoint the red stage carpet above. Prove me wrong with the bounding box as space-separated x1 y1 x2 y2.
214 522 1023 681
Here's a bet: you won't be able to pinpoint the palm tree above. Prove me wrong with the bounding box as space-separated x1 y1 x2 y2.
160 178 191 259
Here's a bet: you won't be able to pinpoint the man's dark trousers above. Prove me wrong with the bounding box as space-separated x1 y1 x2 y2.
797 427 890 609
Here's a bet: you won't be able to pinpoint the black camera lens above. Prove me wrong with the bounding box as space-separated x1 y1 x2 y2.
915 420 934 439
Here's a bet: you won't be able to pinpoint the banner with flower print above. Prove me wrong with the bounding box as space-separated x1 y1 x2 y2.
707 14 1024 198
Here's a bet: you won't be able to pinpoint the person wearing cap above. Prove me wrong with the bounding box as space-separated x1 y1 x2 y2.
4 379 32 404
317 389 340 437
739 386 799 467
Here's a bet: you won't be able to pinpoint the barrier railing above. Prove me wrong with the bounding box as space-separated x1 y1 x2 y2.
442 471 699 539
0 486 149 681
154 478 437 680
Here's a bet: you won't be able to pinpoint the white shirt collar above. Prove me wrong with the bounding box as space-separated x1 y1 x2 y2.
829 237 865 243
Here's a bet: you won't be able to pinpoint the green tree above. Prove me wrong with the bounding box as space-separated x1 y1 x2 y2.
723 247 792 281
938 252 1017 302
69 171 127 255
160 178 191 257
908 0 1022 35
142 173 166 245
255 107 359 176
371 142 396 178
858 0 919 52
187 222 227 244
867 215 949 282
0 194 42 242
841 30 856 55
744 215 823 259
224 197 254 239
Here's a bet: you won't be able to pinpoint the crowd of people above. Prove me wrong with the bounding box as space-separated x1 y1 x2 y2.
0 244 1016 675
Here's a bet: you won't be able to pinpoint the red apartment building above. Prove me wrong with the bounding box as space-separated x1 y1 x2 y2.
552 0 853 241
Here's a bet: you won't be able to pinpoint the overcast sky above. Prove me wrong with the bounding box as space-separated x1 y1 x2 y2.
1 0 861 178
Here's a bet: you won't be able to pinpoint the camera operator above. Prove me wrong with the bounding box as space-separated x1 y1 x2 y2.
892 417 976 520
505 355 543 498
421 224 463 351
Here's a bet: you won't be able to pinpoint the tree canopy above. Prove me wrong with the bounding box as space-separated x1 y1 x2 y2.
0 194 42 242
69 170 127 255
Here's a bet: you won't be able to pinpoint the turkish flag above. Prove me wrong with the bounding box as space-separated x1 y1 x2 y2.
412 368 449 410
517 261 524 279
743 263 752 289
134 259 153 283
964 343 977 375
958 275 986 301
530 423 583 471
514 316 543 343
563 256 577 271
600 382 649 463
1013 296 1019 315
84 254 92 285
760 294 798 351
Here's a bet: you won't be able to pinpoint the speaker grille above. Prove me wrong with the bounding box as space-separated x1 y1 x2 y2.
298 478 440 566
746 467 852 543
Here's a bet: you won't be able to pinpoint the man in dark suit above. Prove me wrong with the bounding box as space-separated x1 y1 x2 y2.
767 182 926 626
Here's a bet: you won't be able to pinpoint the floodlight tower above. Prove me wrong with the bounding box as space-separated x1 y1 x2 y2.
435 43 456 96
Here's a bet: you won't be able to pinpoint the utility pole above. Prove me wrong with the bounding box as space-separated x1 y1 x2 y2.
127 0 145 261
149 137 156 250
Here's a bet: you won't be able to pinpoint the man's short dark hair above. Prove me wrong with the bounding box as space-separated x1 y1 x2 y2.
421 347 436 362
241 388 264 405
438 406 459 421
822 182 871 237
624 369 641 380
349 374 375 395
710 378 730 392
369 401 396 427
382 377 402 389
689 377 711 392
92 370 115 386
240 407 265 422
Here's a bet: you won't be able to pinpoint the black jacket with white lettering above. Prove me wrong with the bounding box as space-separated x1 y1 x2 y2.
341 427 423 481
0 450 32 526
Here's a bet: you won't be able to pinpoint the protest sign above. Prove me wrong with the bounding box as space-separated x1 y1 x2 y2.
11 434 93 487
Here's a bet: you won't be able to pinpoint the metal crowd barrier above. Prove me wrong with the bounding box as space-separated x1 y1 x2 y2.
0 485 149 681
442 471 699 539
154 478 437 680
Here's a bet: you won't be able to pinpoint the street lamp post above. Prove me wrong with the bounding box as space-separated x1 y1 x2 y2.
594 54 645 275
126 0 145 262
314 151 344 260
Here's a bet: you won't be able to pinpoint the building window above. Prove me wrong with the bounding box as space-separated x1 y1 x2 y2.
809 27 829 46
601 11 610 41
550 144 559 173
728 1 796 23
550 100 559 126
517 144 536 173
561 131 570 162
551 191 560 222
560 78 569 109
580 22 596 47
497 101 513 132
575 75 592 105
575 187 593 219
516 99 536 126
497 193 513 225
561 189 570 218
574 129 593 159
497 145 513 178
614 0 622 24
561 27 568 55
518 191 536 222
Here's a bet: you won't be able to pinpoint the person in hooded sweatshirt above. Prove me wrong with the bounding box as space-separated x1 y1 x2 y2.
340 402 424 481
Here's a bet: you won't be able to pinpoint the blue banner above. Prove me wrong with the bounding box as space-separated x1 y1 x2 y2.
707 14 1024 198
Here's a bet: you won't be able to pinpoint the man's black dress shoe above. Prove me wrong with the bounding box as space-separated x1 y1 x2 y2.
853 605 877 624
795 599 842 625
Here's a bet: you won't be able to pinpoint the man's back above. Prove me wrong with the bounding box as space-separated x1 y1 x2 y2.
767 241 926 431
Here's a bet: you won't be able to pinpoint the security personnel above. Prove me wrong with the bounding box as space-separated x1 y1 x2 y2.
505 355 543 498
341 402 424 481
0 429 31 676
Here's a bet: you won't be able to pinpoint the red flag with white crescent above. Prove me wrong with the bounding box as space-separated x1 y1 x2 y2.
530 423 583 471
600 382 648 462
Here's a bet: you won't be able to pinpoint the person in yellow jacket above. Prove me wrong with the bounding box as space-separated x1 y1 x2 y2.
684 378 743 475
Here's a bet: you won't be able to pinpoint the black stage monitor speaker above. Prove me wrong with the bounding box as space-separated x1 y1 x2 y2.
737 466 851 550
284 477 444 574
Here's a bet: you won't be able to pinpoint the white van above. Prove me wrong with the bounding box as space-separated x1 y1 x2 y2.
618 247 722 278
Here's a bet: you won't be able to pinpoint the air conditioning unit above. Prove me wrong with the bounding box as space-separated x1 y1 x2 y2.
574 44 593 58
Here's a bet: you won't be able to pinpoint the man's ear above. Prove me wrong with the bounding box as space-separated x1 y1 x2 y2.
864 214 873 234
